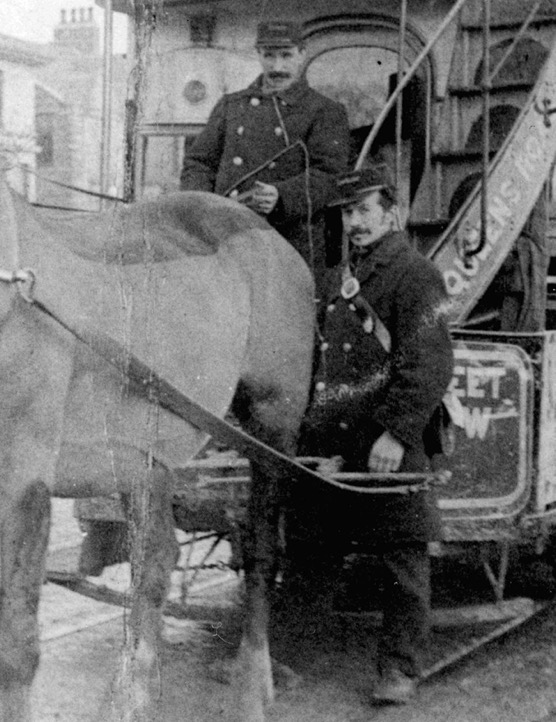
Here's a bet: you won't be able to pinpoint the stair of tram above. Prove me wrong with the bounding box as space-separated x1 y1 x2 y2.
407 0 556 326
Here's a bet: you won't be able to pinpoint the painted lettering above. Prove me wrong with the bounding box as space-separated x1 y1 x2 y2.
449 365 466 398
525 134 543 160
461 406 491 440
500 178 521 205
454 256 479 277
514 131 542 181
466 366 505 399
444 269 470 296
488 196 512 228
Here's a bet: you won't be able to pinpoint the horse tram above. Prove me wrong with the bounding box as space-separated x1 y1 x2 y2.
19 0 556 716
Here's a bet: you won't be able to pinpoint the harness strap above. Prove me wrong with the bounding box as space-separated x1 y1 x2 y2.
25 292 436 496
341 264 392 352
0 175 437 495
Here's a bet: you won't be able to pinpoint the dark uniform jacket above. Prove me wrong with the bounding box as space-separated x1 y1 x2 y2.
298 231 454 544
180 75 350 291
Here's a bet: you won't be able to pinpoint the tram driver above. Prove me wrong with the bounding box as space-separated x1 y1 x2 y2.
180 20 350 299
289 164 454 705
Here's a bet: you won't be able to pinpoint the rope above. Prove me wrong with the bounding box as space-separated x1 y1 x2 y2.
266 98 315 281
222 140 305 196
0 263 438 496
271 94 291 146
31 202 95 213
222 139 316 284
15 164 126 203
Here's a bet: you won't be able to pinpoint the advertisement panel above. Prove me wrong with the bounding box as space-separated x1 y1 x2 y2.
439 341 533 522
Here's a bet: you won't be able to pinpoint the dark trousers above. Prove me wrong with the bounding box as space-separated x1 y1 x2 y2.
377 543 430 678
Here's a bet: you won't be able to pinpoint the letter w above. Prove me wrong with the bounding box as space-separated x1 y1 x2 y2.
461 406 490 440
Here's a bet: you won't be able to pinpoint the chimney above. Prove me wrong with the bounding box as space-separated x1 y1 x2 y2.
53 7 100 55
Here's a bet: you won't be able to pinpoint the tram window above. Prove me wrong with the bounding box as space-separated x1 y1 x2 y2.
141 136 182 196
137 127 202 198
305 46 404 129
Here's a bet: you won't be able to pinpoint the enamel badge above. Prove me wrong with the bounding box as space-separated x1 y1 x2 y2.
341 276 360 299
363 316 375 333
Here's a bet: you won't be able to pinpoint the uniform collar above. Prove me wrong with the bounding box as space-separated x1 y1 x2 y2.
244 74 310 105
348 231 408 283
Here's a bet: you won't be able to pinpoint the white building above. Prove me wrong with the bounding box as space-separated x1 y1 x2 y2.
0 34 49 200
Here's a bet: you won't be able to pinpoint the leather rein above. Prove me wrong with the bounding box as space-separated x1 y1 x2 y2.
0 191 442 496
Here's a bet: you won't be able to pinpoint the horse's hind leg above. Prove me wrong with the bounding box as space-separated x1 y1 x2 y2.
232 384 300 722
0 480 51 722
233 457 282 722
108 461 178 722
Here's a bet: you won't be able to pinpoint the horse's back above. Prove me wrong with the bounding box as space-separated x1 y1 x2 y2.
7 189 314 487
34 191 270 264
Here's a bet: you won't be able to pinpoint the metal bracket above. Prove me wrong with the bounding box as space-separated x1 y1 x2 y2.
481 541 510 603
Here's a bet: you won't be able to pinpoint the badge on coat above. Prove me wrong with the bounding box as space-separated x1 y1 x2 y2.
341 276 360 299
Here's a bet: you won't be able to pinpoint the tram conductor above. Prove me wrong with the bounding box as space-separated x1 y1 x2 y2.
293 165 454 704
180 20 350 297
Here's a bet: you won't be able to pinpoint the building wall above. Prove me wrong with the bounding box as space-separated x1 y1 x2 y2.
34 83 74 208
0 56 40 200
34 8 130 209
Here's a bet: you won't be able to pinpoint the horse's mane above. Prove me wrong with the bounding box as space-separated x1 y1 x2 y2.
31 191 271 265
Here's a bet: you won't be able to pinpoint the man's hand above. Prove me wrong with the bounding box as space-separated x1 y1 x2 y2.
244 181 279 215
368 431 405 473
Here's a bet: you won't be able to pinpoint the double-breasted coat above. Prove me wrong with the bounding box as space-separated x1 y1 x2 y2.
180 75 350 292
297 230 454 545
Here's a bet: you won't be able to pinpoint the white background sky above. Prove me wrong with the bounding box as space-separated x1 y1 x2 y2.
1 0 129 53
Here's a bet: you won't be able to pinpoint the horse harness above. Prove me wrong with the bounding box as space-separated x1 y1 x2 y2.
0 201 444 497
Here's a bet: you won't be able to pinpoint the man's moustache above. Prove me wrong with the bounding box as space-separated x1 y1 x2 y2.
348 228 369 238
268 72 291 79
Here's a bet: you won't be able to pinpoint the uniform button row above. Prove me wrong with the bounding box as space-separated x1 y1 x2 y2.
250 97 286 107
319 341 352 352
236 125 283 137
328 303 357 313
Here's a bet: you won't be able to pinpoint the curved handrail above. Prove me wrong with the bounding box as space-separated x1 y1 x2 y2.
355 0 471 170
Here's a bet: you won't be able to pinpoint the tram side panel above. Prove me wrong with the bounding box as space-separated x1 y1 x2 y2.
536 331 556 514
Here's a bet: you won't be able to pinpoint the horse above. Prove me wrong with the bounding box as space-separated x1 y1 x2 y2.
0 178 315 722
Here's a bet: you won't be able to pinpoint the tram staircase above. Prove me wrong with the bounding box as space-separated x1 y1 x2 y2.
408 0 556 325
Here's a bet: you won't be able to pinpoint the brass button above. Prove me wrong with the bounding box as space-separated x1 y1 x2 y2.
315 381 326 392
327 304 335 313
349 303 356 311
229 189 239 199
250 97 260 106
275 126 283 136
232 156 243 166
343 342 352 352
268 161 276 169
339 421 349 430
320 342 329 351
237 126 244 135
